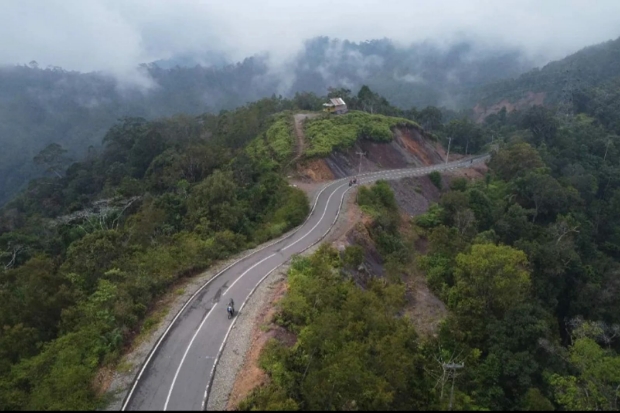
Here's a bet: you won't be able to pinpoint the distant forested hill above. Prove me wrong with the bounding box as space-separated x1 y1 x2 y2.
469 36 620 123
0 35 554 205
288 37 535 108
0 56 279 205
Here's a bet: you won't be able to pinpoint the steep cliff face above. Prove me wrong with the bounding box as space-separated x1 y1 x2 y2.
295 126 447 182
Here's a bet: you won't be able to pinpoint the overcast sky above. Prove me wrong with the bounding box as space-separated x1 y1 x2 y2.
2 0 620 81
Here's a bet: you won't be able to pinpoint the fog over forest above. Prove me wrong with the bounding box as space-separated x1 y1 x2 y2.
3 2 620 412
0 0 619 204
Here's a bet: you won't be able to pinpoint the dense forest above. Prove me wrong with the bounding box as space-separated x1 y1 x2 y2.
0 85 446 409
1 32 620 408
0 96 313 409
4 34 619 207
0 36 536 205
239 86 620 409
471 36 620 111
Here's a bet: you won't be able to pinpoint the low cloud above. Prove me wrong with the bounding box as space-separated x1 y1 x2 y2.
0 0 619 86
394 73 426 84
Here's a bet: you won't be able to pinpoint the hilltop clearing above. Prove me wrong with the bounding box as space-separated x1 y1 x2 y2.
219 81 620 410
292 111 447 182
292 113 319 162
0 35 538 207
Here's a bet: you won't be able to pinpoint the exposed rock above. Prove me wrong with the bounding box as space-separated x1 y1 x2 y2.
473 91 546 123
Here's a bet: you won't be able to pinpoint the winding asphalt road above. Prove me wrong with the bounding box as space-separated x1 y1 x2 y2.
121 155 489 411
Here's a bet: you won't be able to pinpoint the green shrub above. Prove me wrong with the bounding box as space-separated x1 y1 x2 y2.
450 177 468 191
429 171 442 189
273 186 310 228
265 116 295 161
303 111 420 157
245 113 295 170
342 244 365 268
357 180 398 212
415 204 444 229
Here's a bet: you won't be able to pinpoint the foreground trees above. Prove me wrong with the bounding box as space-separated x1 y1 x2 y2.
0 108 309 409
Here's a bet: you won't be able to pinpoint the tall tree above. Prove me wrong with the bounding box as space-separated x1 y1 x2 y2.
32 143 71 179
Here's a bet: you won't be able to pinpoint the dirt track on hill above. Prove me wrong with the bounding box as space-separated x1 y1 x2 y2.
292 113 319 161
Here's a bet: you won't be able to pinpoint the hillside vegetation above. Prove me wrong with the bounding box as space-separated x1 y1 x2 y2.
0 35 537 206
471 36 620 113
0 102 310 410
240 181 431 410
303 111 420 157
246 112 296 170
0 84 447 410
2 64 620 409
240 86 620 410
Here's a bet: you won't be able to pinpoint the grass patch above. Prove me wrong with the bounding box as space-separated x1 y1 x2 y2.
246 112 295 170
116 360 133 373
175 287 185 296
303 110 420 157
265 115 295 161
132 307 169 348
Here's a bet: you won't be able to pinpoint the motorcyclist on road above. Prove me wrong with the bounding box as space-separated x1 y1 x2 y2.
227 298 235 318
349 179 353 186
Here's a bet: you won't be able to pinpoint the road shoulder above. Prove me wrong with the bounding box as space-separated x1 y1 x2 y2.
208 187 360 410
103 184 329 411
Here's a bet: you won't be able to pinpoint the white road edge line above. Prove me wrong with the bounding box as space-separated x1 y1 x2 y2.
202 262 281 409
122 155 490 410
120 178 338 411
281 182 349 252
225 253 276 294
163 252 277 410
202 176 354 410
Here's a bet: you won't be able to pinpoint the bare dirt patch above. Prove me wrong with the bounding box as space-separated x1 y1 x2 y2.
296 126 447 183
387 175 442 217
473 91 546 123
93 366 116 399
225 280 292 411
296 158 336 182
292 113 320 162
394 128 445 166
405 276 448 338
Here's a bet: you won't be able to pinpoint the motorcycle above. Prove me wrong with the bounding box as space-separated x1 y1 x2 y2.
227 298 235 319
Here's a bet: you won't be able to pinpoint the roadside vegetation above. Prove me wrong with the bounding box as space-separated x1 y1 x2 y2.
239 181 430 411
0 101 308 410
241 89 620 410
246 111 296 170
2 71 620 410
0 85 440 410
303 111 419 157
